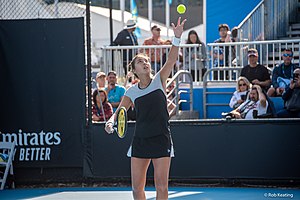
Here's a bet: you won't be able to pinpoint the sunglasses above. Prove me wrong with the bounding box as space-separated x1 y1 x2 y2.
283 53 293 57
239 83 247 86
294 73 300 78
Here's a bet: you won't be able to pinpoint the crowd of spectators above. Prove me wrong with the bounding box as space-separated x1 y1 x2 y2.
92 19 299 120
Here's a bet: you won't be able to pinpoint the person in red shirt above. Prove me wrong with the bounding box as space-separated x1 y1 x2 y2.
143 25 166 72
92 89 113 122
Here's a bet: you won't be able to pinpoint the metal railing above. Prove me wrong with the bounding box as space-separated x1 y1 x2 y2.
202 67 243 119
207 39 300 78
237 0 299 41
99 39 300 84
166 70 194 116
100 43 206 83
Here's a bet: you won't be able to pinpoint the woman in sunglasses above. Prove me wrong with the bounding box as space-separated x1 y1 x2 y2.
229 76 251 109
277 68 300 118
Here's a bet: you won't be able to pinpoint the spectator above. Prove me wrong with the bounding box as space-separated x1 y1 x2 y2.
230 26 240 66
229 76 251 109
113 18 138 74
267 48 298 97
95 71 106 89
92 89 113 122
240 48 271 92
213 24 235 68
229 85 268 119
143 25 166 72
231 26 239 42
185 30 207 81
105 71 126 112
277 68 300 118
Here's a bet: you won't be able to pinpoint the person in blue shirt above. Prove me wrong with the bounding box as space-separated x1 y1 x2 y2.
105 71 126 112
267 48 299 97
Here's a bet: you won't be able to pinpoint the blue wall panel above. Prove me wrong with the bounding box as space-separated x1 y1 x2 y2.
206 0 261 43
181 87 235 119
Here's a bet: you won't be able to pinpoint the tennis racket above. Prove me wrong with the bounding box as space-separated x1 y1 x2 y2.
114 106 128 138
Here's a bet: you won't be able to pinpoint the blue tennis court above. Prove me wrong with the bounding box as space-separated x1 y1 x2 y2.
2 187 299 200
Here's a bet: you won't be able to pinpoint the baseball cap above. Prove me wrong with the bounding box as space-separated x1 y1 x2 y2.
248 49 258 57
107 71 117 76
151 25 161 31
96 72 106 79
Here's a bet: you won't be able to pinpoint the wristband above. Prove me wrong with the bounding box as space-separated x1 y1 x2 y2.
105 121 113 126
172 37 181 47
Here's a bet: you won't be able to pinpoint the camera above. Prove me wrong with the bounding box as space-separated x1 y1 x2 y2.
252 110 258 118
293 76 298 82
221 112 235 119
241 94 247 101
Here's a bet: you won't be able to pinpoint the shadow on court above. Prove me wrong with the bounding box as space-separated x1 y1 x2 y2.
1 187 299 200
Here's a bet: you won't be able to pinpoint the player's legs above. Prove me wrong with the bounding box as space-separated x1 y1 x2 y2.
131 157 151 200
152 157 171 200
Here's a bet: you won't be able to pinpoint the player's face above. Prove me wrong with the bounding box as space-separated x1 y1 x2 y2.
134 56 151 76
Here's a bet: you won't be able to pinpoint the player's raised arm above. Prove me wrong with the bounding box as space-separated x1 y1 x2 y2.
160 17 186 83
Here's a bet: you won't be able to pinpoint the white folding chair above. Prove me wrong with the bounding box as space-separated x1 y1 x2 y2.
0 141 16 190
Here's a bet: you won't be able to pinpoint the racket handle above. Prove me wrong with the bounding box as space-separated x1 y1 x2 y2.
105 122 114 134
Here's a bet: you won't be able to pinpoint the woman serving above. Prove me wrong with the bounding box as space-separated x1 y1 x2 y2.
105 17 186 200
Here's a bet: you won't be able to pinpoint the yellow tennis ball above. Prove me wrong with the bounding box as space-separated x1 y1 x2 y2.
177 4 186 14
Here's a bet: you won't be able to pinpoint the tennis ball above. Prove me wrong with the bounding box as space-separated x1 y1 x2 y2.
177 4 186 14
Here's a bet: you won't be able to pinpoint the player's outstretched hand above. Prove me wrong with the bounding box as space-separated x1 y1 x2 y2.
171 17 187 38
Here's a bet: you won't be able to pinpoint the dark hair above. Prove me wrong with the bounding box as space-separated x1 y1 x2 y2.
231 26 238 38
218 24 230 31
128 53 150 78
282 48 293 54
107 71 117 76
186 30 201 44
92 89 107 106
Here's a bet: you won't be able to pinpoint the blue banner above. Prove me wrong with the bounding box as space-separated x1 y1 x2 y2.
131 0 141 38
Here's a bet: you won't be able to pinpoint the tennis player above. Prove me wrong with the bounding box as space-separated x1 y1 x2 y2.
105 17 186 200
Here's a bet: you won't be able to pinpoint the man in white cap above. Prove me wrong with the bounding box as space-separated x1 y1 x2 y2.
95 71 106 89
113 18 139 74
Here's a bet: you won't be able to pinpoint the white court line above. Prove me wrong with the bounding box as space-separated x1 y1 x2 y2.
26 190 203 200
